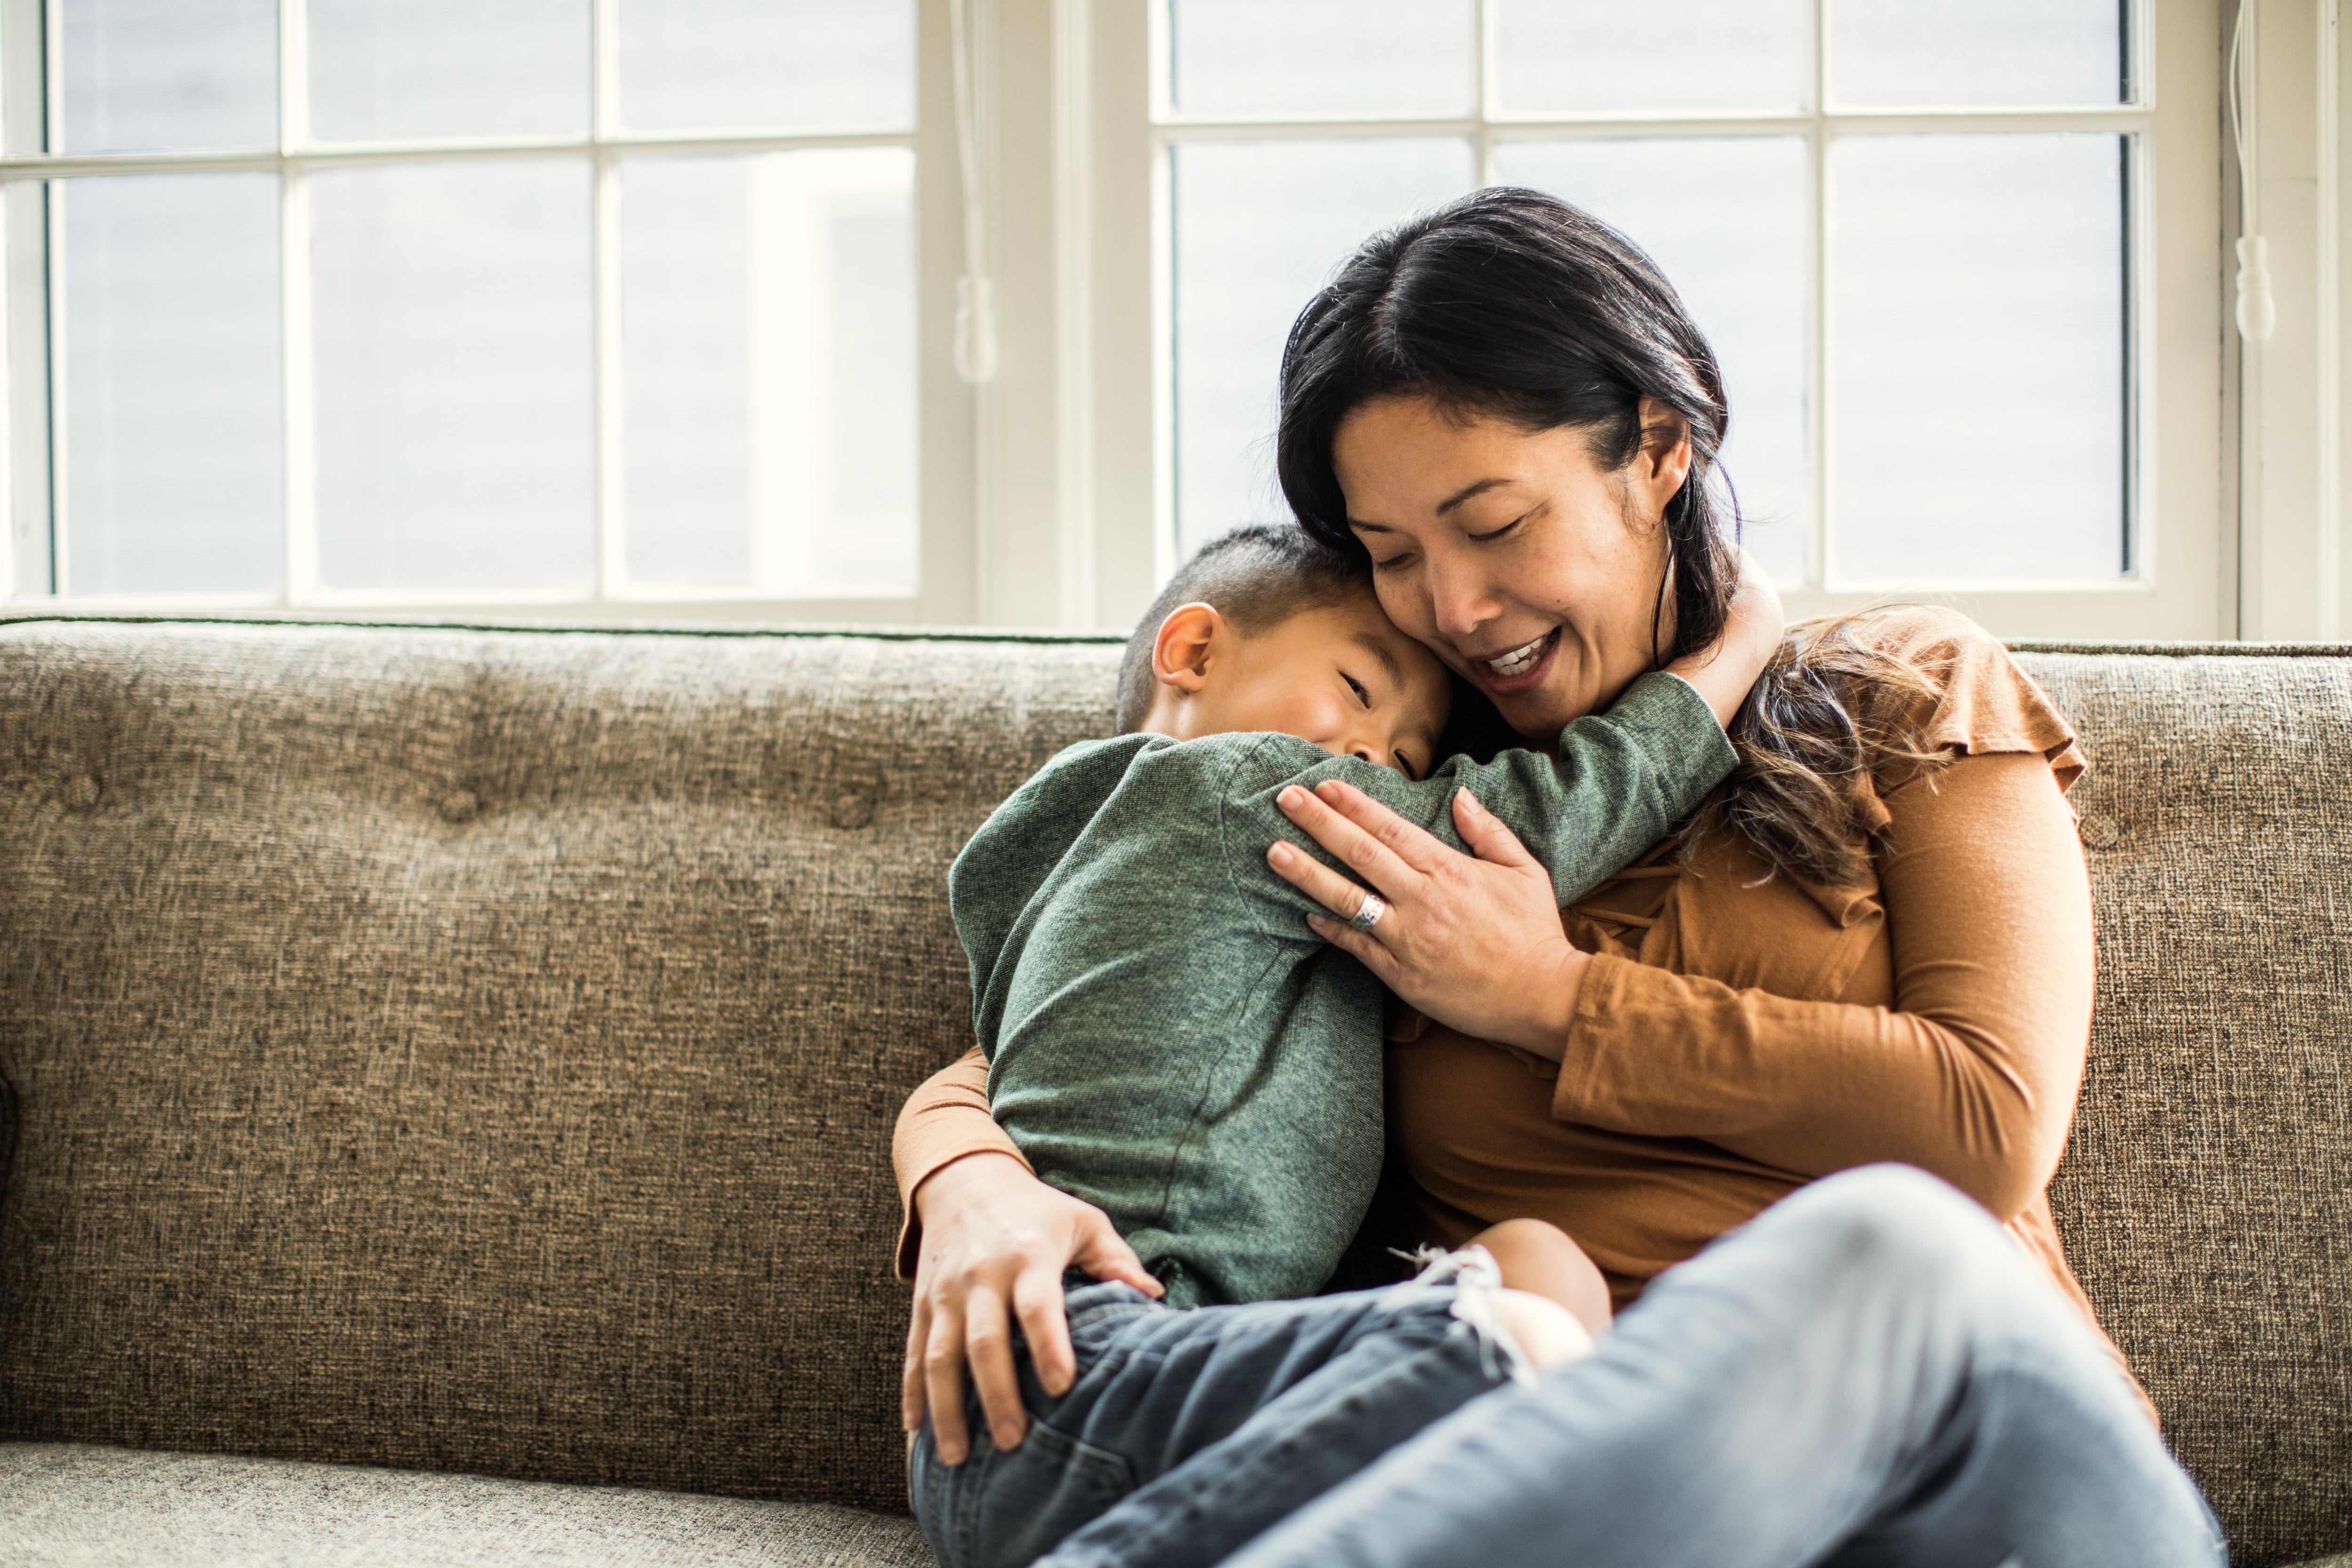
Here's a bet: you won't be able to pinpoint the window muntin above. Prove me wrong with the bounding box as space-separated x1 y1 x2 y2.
5 0 921 608
1157 0 2149 595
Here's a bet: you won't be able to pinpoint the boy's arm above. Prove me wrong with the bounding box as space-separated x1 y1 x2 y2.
1217 554 1780 919
1219 674 1729 921
1664 549 1784 728
1444 670 1734 905
1445 550 1783 903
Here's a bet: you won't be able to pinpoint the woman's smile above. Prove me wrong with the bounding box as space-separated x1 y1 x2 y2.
1330 394 1691 736
1470 627 1560 694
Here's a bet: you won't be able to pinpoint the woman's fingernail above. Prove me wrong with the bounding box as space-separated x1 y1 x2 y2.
1269 843 1294 868
1279 786 1305 809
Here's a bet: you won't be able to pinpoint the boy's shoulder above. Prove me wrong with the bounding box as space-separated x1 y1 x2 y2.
1031 728 1331 799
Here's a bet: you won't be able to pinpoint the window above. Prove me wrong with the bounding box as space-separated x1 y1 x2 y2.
1147 0 2225 638
0 1 2240 639
1 0 965 617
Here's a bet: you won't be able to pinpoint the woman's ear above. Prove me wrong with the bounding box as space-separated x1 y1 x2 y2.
1152 602 1222 694
1634 396 1694 518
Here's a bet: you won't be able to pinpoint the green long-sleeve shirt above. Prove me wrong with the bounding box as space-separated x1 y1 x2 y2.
948 670 1739 1308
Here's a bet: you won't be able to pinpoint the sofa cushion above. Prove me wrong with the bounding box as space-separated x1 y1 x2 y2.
2014 647 2352 1568
0 1442 936 1566
0 620 1120 1516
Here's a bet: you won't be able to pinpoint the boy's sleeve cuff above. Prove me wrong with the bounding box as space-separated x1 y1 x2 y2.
1605 669 1739 780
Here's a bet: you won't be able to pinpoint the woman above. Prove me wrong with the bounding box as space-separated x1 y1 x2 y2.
896 189 2212 1560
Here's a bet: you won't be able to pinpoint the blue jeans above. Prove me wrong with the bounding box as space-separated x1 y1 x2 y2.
910 1258 1511 1568
913 1167 2226 1568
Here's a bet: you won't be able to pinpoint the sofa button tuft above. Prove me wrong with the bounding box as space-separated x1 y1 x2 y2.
439 789 481 824
63 774 101 812
2079 814 2122 850
831 791 875 830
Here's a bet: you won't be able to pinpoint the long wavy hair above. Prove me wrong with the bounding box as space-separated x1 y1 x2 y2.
1276 187 1939 886
1696 616 1952 886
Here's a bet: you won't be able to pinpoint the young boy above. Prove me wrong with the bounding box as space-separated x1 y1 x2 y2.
910 524 1777 1568
950 524 1772 1311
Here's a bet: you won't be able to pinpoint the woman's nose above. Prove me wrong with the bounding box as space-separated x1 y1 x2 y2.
1425 552 1496 640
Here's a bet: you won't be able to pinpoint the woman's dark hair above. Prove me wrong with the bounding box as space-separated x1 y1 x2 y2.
1275 185 1740 670
1278 188 1944 887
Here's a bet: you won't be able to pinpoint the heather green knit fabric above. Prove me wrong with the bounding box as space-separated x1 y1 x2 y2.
952 671 1736 1308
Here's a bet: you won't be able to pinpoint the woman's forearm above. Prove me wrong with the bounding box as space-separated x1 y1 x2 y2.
1549 752 2093 1221
893 1044 1030 1278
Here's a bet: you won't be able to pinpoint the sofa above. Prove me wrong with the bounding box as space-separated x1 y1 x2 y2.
0 616 2344 1567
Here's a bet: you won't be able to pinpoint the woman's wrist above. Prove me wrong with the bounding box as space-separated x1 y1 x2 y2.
1494 944 1591 1062
913 1148 1035 1227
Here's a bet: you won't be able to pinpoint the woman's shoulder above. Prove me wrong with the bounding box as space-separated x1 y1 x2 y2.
1808 603 2083 791
1829 602 2002 666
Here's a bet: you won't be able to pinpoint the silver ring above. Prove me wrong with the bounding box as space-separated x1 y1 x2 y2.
1349 892 1388 932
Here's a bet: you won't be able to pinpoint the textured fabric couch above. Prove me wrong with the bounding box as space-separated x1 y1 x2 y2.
0 616 2346 1568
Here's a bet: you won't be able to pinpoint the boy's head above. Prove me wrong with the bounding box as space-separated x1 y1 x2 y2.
1117 524 1452 780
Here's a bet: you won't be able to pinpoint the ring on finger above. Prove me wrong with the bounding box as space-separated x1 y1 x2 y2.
1350 892 1388 932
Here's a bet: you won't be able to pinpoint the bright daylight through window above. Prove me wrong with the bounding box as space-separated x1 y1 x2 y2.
1164 0 2142 594
6 0 917 607
0 1 2220 634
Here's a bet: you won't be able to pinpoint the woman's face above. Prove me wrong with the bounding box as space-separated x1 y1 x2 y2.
1331 394 1692 738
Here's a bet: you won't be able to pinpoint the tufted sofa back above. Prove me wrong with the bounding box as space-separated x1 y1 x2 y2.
0 619 2346 1566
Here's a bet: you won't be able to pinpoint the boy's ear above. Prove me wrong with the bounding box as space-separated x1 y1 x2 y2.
1152 602 1222 694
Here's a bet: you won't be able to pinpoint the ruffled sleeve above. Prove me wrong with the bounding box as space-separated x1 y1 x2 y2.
1550 607 2098 1221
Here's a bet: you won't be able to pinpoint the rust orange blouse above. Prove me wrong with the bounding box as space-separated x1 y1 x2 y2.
894 608 2129 1382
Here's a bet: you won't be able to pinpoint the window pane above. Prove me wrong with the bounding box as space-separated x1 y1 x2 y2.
309 0 587 143
1496 138 1810 585
620 0 915 134
1173 139 1475 558
60 174 282 596
61 0 278 153
1832 134 2125 582
1830 0 2125 108
1494 0 1807 116
312 160 592 593
1168 0 1473 119
622 149 918 598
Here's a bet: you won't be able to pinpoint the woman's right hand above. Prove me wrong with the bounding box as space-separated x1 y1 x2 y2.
902 1151 1162 1463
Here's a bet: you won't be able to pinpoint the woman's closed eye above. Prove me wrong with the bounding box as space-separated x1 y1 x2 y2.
1467 507 1536 545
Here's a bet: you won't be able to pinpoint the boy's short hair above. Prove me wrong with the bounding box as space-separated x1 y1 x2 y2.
1115 524 1376 734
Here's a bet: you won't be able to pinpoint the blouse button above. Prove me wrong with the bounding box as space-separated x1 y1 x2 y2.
2078 814 2122 851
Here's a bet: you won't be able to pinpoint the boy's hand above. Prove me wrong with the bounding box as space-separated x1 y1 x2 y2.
1665 549 1784 727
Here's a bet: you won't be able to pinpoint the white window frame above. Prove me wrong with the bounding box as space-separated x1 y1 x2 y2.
0 0 982 624
1092 0 2228 642
0 2 2256 641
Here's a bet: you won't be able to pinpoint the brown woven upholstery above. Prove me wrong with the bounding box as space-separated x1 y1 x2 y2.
0 619 2345 1566
2021 649 2352 1566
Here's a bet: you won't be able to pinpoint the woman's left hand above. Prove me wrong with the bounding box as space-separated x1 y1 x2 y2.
1268 780 1589 1060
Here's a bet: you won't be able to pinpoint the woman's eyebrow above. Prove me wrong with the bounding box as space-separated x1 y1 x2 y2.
1435 477 1511 514
1349 477 1514 534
